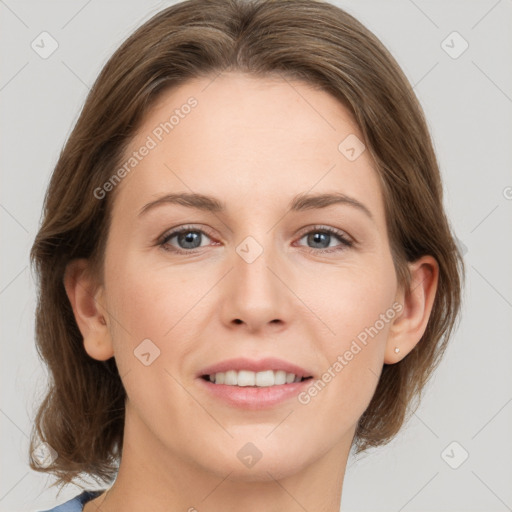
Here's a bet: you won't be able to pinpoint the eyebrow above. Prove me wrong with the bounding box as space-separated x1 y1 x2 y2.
138 191 373 221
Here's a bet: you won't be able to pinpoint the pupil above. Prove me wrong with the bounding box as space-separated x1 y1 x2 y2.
179 231 201 249
310 232 329 248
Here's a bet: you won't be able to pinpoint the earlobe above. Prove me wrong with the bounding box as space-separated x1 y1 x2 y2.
63 258 114 361
384 255 439 364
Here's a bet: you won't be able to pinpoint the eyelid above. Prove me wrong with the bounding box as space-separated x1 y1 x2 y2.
157 224 216 247
295 224 354 244
158 224 209 239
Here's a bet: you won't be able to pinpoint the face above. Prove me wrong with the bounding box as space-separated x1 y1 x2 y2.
98 72 400 481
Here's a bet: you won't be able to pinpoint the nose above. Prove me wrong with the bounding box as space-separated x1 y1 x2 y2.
220 237 293 333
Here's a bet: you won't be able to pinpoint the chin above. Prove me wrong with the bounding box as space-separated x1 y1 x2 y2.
198 441 313 482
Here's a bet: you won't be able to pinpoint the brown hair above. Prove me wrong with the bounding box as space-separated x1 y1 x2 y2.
29 0 464 490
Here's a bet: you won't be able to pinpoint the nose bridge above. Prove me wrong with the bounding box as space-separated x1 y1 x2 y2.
223 227 290 329
234 230 279 297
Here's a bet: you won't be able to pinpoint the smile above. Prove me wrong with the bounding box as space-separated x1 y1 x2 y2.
202 369 312 387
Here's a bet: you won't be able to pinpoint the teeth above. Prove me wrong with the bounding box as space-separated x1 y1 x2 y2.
208 370 303 387
239 370 256 386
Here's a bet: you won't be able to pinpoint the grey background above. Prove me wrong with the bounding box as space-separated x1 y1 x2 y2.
1 1 511 511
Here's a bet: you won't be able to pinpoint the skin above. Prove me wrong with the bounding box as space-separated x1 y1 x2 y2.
65 72 438 512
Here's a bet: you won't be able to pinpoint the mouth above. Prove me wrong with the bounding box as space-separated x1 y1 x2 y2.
196 357 314 408
200 370 313 387
197 357 314 387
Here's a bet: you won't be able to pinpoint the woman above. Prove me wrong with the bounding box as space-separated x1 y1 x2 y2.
31 0 464 510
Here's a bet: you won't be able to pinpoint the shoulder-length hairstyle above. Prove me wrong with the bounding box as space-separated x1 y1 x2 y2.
29 0 464 490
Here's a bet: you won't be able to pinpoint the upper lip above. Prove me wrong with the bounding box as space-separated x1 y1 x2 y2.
198 357 313 379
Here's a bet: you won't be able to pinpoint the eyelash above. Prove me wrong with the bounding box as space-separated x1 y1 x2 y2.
157 224 354 255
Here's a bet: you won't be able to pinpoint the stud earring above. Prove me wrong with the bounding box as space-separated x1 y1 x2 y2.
394 347 400 354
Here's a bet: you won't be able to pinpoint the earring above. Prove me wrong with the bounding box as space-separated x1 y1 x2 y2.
394 347 400 354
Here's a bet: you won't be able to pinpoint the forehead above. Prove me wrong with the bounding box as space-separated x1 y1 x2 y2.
112 72 385 223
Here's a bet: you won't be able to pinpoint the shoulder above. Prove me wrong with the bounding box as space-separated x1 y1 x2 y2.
37 490 105 512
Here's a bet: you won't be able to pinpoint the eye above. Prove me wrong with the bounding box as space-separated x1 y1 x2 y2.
295 225 353 254
157 224 354 255
158 225 214 254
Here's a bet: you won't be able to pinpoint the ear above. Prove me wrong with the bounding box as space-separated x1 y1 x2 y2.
384 255 439 364
63 258 114 361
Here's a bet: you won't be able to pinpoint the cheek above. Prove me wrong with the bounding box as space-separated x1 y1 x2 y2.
300 256 397 403
104 254 211 382
103 261 197 406
302 259 397 344
329 277 396 380
106 248 195 332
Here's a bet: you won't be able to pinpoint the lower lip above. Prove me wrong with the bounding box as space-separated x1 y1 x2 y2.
197 377 312 409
